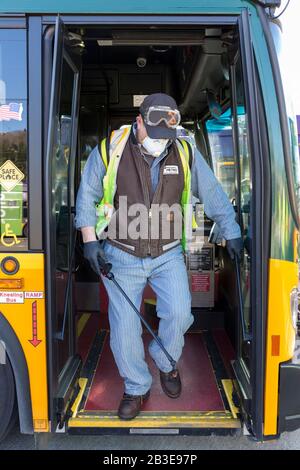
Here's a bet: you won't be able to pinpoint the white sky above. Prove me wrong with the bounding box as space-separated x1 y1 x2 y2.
279 0 300 114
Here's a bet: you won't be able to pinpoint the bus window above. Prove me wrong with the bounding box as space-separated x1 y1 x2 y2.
205 108 236 201
0 30 28 250
270 19 300 222
288 117 300 213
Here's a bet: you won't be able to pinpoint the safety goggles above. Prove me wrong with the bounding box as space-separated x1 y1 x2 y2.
144 106 181 128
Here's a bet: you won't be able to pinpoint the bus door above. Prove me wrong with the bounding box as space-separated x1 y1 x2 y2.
45 16 82 428
228 9 267 439
205 9 267 439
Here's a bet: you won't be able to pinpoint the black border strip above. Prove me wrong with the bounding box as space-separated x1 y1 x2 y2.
250 56 271 439
77 329 108 412
202 331 231 412
28 16 43 250
42 21 56 431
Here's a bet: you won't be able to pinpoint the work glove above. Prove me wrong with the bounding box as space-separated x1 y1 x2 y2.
83 241 112 276
226 237 243 261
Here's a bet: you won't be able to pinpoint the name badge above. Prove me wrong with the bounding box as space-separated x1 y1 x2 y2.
163 165 179 175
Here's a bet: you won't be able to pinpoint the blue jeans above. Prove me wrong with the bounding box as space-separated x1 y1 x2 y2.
101 241 194 396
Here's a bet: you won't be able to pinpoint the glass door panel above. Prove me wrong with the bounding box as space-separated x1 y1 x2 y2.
232 55 252 370
46 16 81 382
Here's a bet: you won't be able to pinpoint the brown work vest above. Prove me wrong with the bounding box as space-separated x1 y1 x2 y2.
106 133 185 258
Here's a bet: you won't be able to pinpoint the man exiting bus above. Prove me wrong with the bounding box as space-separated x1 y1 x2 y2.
75 93 242 420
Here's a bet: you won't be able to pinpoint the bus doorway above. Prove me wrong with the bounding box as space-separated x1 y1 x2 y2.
45 14 267 437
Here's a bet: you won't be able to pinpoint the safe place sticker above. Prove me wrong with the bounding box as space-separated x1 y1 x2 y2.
0 160 25 192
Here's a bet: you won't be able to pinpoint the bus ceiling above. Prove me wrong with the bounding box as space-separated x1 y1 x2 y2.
68 25 235 121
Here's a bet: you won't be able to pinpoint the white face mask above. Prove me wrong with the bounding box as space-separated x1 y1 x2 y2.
142 136 169 157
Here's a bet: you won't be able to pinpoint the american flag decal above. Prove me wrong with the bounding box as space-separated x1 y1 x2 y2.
0 102 23 122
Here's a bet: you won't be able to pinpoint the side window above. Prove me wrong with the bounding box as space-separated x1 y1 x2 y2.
288 116 300 213
273 20 300 218
0 29 28 250
205 109 236 201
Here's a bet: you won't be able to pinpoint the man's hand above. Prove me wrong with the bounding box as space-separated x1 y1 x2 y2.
83 240 110 276
226 237 243 261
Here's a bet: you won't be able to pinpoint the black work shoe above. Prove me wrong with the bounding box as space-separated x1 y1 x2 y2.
118 390 150 420
160 369 181 398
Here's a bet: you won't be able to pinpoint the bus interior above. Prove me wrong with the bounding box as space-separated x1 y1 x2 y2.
51 22 253 432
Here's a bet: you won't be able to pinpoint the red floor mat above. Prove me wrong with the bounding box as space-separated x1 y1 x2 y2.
84 332 225 412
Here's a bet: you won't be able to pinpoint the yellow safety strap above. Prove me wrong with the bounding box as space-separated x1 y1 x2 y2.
100 137 108 170
177 139 198 229
100 128 129 171
180 139 190 167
